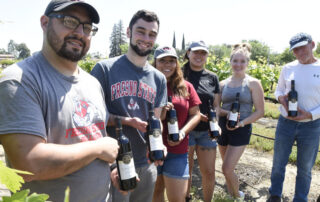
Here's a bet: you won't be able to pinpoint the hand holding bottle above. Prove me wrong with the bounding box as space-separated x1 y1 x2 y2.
167 130 186 146
226 111 241 131
110 168 140 195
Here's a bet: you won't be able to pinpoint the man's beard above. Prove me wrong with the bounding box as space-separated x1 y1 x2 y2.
47 23 88 62
130 38 152 57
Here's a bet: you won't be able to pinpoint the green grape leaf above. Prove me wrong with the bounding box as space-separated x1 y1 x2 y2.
64 186 70 202
0 161 32 193
26 192 49 202
2 189 29 202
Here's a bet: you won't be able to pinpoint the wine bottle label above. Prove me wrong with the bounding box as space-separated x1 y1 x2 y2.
168 121 179 134
209 121 219 131
149 129 163 151
119 155 136 180
289 101 298 111
229 112 238 121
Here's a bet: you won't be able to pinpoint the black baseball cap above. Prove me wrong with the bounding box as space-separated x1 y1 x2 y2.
44 0 100 24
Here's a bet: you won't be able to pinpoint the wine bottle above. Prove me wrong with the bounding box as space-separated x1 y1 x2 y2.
208 99 219 139
288 80 298 117
167 96 179 142
227 92 240 128
115 118 137 191
147 104 165 162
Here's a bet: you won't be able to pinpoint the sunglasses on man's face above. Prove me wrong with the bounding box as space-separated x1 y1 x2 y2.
48 13 98 36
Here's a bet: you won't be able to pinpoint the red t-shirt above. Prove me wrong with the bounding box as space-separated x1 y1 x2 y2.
162 80 201 154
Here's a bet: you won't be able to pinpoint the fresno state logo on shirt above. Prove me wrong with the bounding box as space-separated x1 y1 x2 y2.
73 98 98 126
65 97 104 142
128 98 140 110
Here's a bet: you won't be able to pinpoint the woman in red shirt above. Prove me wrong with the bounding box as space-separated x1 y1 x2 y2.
152 46 201 202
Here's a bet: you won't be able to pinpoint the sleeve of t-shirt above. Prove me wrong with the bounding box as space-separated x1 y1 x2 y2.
154 76 167 108
187 81 202 108
0 80 46 139
274 66 286 101
90 62 108 98
213 75 220 94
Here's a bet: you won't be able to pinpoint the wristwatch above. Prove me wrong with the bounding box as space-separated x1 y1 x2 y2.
239 121 245 127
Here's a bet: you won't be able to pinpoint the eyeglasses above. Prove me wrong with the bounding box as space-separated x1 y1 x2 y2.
48 13 98 36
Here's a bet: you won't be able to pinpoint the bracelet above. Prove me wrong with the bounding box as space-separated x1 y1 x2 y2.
180 131 186 139
239 121 245 127
110 163 117 172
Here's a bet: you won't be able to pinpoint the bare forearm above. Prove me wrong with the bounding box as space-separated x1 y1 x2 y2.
181 113 201 134
241 109 264 125
22 141 102 181
1 134 118 182
108 113 130 126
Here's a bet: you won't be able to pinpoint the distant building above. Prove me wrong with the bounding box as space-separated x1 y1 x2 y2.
0 54 14 61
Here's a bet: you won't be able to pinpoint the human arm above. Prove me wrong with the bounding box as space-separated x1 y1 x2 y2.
274 67 289 111
217 80 230 117
108 114 148 133
0 134 118 182
235 79 265 127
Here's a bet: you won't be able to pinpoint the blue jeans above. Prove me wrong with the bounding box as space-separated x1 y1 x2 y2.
269 116 320 202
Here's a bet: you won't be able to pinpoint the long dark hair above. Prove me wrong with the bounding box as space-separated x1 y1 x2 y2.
182 49 191 80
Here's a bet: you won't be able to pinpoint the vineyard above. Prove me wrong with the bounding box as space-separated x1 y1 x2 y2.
78 54 282 95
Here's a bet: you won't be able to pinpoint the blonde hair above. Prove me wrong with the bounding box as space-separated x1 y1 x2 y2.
230 43 252 61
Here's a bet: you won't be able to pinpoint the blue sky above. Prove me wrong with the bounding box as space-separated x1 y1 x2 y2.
0 0 319 57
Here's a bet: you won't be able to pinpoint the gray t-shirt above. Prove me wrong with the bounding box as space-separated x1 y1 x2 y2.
91 55 167 167
0 52 111 202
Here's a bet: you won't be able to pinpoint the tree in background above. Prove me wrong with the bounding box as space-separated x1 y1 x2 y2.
109 20 127 58
172 32 176 48
315 42 320 58
246 40 271 62
277 48 295 64
7 40 30 59
209 44 231 64
16 43 30 59
181 34 185 51
8 40 18 57
0 48 7 54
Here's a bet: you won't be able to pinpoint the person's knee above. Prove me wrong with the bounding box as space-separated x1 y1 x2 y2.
222 164 233 177
200 167 215 179
167 193 186 202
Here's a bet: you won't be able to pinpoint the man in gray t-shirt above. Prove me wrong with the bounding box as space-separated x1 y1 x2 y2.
91 10 167 202
0 1 118 202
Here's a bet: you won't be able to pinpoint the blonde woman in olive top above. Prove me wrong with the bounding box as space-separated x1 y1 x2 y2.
217 43 264 199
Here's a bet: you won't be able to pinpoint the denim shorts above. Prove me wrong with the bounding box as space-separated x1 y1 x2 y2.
188 130 217 148
157 152 189 179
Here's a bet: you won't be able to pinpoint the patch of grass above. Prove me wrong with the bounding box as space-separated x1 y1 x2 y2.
250 123 320 167
213 191 235 202
250 124 275 152
264 102 280 119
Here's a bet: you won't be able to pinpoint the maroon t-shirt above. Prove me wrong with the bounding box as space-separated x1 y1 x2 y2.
162 81 201 154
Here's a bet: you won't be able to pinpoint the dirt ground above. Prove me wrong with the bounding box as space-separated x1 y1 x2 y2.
191 147 320 202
